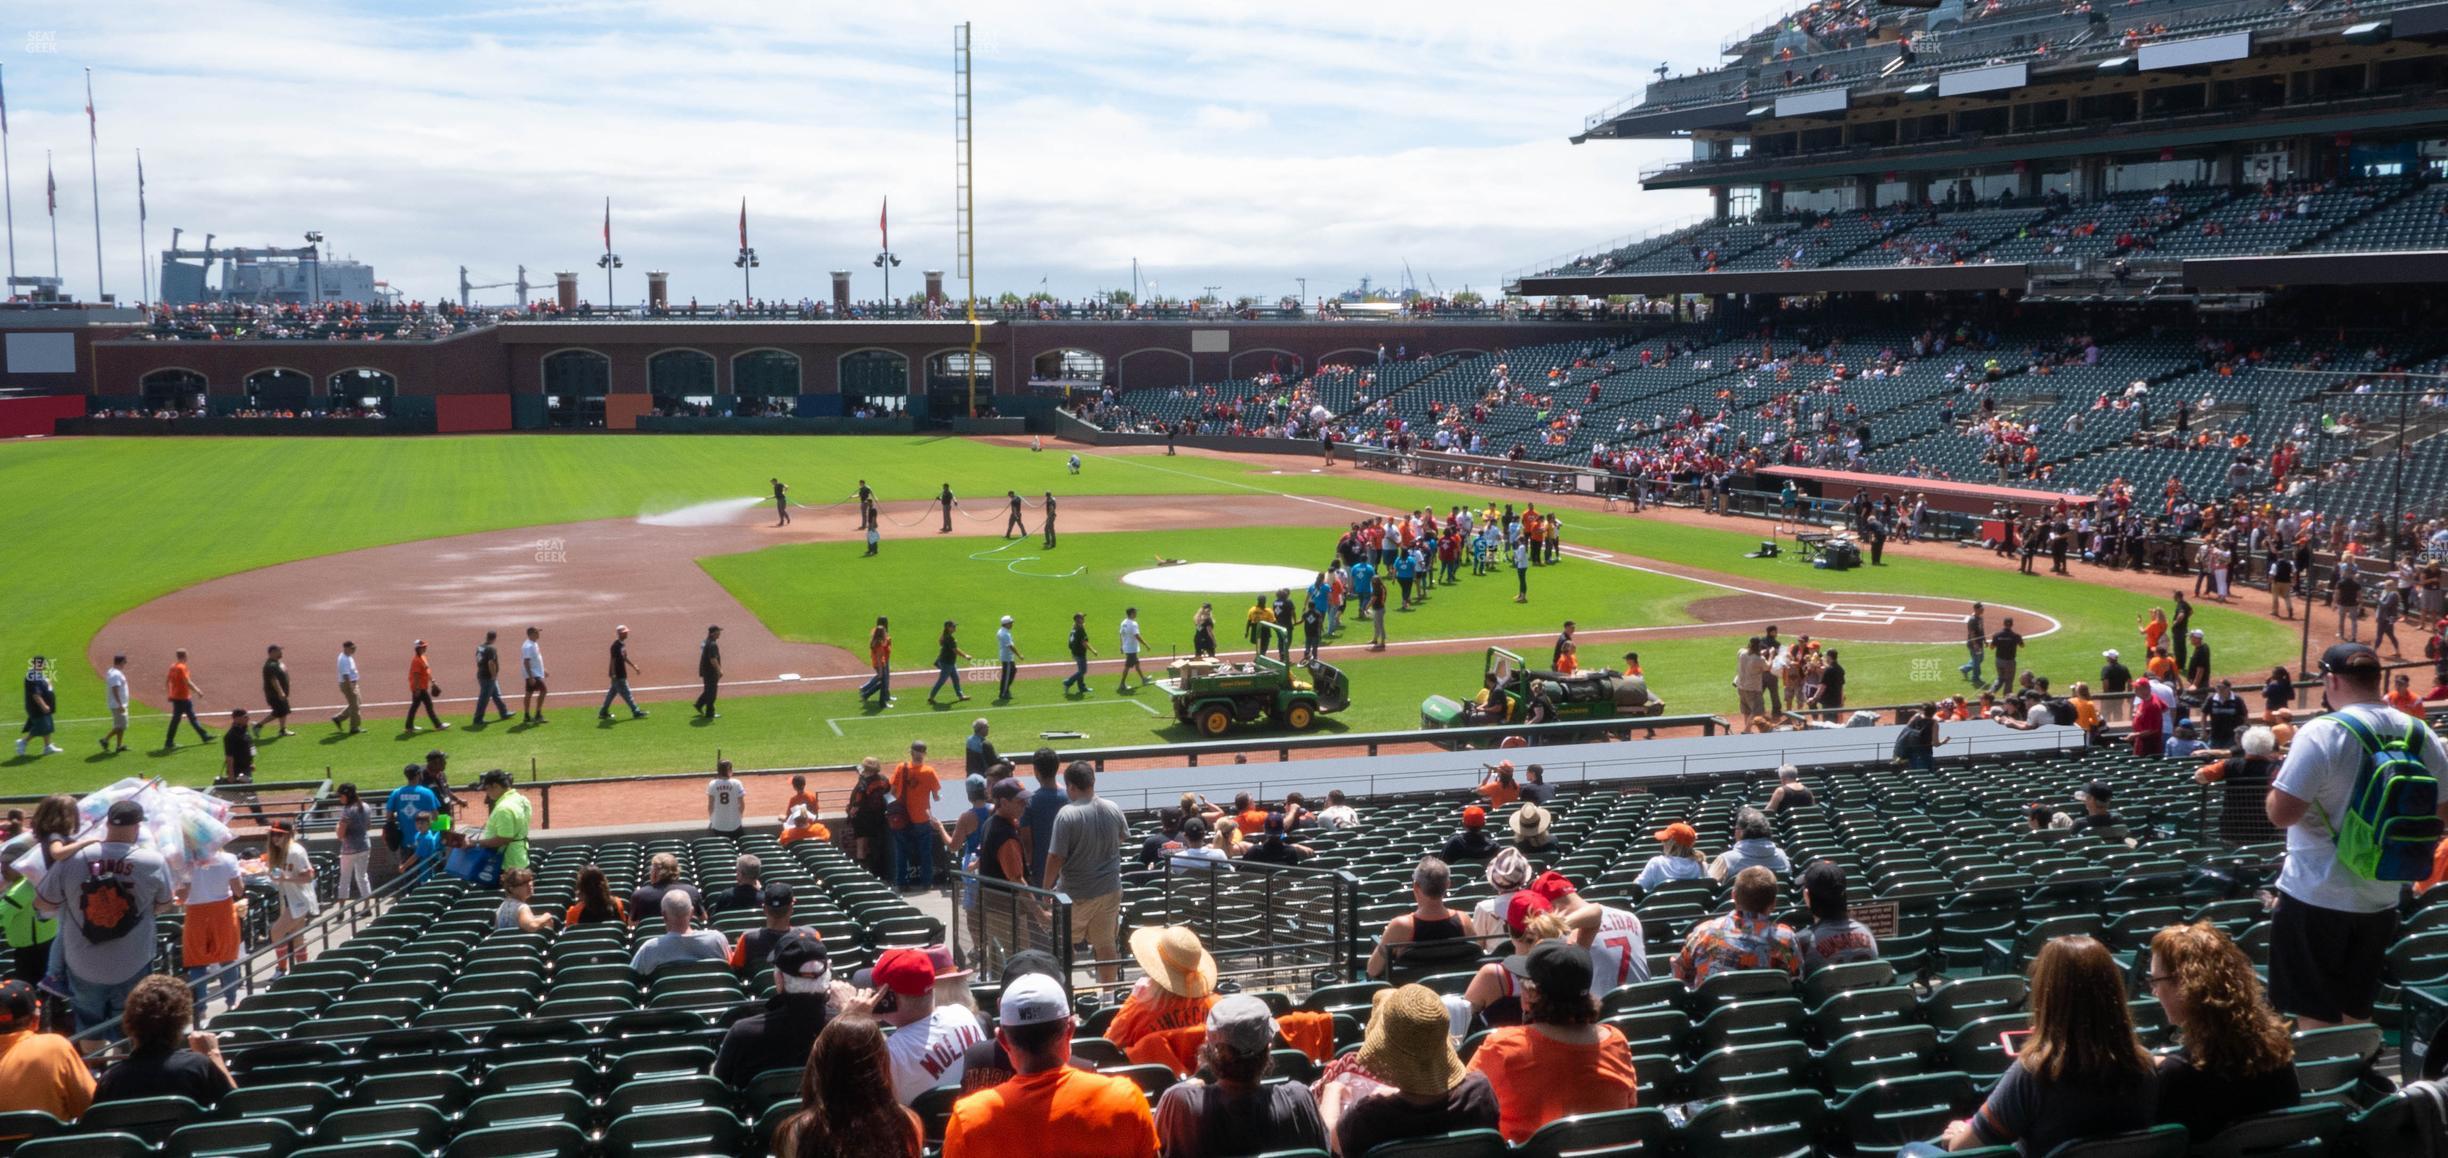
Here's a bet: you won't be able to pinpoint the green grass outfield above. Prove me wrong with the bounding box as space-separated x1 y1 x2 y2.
0 435 2298 793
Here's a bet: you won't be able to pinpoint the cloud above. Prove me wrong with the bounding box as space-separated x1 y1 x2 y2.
2 1 1725 304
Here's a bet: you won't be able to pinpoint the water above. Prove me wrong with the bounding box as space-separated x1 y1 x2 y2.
638 496 769 527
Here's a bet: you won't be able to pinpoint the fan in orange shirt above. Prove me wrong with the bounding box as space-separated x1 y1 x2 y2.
405 640 446 732
943 975 1157 1158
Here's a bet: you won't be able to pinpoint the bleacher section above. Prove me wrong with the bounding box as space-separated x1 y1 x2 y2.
22 737 2446 1156
1091 321 2448 525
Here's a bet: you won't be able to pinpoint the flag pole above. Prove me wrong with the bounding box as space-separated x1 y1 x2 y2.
0 63 16 288
136 148 148 306
85 68 104 301
46 149 58 280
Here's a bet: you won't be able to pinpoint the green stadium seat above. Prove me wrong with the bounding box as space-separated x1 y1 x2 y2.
15 1134 154 1158
290 1144 423 1158
0 1110 63 1151
1356 1128 1509 1158
349 1069 473 1115
442 1122 591 1158
1679 1088 1827 1158
1941 1014 2030 1080
604 1074 728 1119
2346 1092 2419 1153
599 1106 745 1157
80 1095 210 1145
911 1083 964 1143
161 1117 305 1158
1513 1107 1671 1158
1687 969 1798 1013
1810 986 1919 1043
2293 1024 2381 1105
1831 1071 1982 1156
481 1057 601 1099
310 1104 449 1152
459 1089 592 1134
1803 960 1897 1006
1690 1041 1811 1100
1822 1026 1940 1094
2189 1102 2346 1157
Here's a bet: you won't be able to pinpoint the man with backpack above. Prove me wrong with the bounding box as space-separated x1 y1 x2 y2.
33 800 173 1037
2267 642 2448 1029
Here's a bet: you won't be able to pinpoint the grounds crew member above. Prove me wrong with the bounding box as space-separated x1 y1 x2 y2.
694 625 724 719
940 483 956 533
1005 490 1028 539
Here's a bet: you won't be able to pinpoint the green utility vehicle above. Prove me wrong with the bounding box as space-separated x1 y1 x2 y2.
1159 623 1351 737
1419 646 1663 746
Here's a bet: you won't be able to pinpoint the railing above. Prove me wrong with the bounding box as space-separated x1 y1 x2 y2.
950 872 1074 983
1084 727 2090 816
1140 859 1367 987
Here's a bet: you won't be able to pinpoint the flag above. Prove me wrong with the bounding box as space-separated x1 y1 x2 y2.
602 197 611 252
739 197 747 250
45 159 54 216
880 197 888 250
84 70 96 142
137 150 146 223
1 63 9 135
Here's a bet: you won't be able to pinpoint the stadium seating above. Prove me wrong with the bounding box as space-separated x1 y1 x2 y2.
43 727 2447 1156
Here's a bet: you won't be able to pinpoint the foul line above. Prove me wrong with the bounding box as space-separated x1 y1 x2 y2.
824 696 1162 737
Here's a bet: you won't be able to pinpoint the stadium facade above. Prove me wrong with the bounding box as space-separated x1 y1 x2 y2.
1517 0 2448 301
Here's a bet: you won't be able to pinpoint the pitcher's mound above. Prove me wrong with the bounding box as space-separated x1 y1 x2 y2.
1121 562 1319 593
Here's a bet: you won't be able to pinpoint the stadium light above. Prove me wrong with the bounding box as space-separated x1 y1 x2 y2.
735 246 759 303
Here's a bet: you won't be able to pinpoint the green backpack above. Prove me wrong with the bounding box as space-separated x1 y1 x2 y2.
2329 712 2443 882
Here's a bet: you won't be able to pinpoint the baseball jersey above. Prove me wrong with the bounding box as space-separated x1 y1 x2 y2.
707 777 746 830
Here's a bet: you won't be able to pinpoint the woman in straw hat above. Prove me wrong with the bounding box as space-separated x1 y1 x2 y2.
1324 985 1498 1158
1105 925 1217 1050
1508 803 1554 856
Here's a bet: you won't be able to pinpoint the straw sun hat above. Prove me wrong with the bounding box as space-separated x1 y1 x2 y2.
1353 984 1468 1098
1128 925 1217 999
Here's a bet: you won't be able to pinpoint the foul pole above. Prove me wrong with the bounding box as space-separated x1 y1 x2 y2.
956 22 978 418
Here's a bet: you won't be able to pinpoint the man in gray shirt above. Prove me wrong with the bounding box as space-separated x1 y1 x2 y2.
1042 761 1127 982
35 799 174 1035
630 889 731 976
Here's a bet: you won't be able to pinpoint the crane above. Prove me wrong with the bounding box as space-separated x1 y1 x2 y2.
459 264 532 309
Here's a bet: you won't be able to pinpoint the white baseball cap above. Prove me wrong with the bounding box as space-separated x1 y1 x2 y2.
998 973 1070 1028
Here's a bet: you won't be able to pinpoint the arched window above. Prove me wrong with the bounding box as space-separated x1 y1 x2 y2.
733 349 802 397
243 368 313 410
140 368 206 410
839 350 910 413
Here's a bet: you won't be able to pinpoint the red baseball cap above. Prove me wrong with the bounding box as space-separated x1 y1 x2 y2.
1529 870 1577 902
1653 822 1699 846
1504 890 1553 936
1461 806 1486 829
872 947 937 996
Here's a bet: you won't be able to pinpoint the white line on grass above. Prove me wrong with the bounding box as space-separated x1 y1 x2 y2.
824 696 1162 737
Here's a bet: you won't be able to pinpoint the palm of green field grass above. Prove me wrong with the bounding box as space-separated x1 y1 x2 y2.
698 527 1700 659
0 436 2303 793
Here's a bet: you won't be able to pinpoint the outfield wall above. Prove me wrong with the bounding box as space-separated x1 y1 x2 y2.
83 318 1643 402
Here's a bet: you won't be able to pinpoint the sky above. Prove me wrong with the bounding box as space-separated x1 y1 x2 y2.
0 2 1728 307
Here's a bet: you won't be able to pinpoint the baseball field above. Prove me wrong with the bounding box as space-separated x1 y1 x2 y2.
0 434 2300 794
